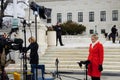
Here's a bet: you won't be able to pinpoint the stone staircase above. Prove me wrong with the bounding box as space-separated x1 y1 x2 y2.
39 47 120 73
5 46 120 74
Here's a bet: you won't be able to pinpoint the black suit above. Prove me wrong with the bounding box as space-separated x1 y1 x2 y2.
27 42 39 80
55 25 64 46
27 42 39 64
111 26 117 43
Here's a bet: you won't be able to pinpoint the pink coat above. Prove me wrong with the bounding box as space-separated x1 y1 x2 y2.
87 42 104 77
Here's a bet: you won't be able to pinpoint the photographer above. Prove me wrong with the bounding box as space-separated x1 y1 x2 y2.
26 37 39 80
0 33 9 80
79 34 104 80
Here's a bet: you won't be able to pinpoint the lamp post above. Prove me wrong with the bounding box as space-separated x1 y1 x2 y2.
34 11 38 80
34 11 38 42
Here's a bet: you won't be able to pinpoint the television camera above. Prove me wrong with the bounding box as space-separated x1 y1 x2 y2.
0 35 24 55
77 60 90 68
77 60 90 80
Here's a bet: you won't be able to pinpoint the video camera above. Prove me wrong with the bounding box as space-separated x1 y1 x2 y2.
0 35 23 55
77 60 90 68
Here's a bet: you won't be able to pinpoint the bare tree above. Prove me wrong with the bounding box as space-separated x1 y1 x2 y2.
0 0 13 28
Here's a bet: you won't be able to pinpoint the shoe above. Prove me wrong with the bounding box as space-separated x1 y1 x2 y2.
61 44 64 46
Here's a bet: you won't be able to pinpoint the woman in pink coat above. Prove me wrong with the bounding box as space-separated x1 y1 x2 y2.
88 34 104 80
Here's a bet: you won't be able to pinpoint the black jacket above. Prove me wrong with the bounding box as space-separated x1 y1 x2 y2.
27 42 39 64
111 27 117 34
55 25 62 37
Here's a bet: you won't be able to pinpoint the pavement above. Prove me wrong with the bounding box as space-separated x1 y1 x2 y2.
8 71 120 80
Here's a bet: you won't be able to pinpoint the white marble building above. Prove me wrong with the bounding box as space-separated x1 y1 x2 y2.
26 0 120 35
32 0 120 34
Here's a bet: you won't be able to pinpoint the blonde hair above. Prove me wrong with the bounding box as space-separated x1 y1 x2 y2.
91 34 99 40
28 36 36 43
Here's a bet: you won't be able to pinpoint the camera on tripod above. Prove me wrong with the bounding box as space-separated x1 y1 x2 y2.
0 35 23 55
77 60 90 68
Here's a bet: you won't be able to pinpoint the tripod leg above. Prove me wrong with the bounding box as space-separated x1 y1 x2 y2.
58 74 62 80
53 73 62 80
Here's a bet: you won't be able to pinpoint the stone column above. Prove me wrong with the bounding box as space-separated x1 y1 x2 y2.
47 31 56 46
37 24 47 56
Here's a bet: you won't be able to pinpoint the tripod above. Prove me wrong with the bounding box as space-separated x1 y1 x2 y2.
84 64 88 80
22 19 28 80
53 58 62 80
78 62 88 80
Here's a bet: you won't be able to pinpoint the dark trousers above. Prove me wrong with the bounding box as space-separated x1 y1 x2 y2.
111 33 116 43
91 77 100 80
31 64 37 80
56 35 63 46
0 66 9 80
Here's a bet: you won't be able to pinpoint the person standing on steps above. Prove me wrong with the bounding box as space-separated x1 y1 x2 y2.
55 23 64 46
78 34 104 80
111 25 117 43
26 37 39 80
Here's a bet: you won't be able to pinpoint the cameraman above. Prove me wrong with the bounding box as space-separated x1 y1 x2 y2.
0 33 9 80
26 37 39 80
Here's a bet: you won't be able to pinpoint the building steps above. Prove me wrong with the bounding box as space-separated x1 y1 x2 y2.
39 47 120 72
5 47 120 73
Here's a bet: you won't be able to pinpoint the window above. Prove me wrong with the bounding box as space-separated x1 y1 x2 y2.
112 10 118 21
47 19 51 23
46 9 52 23
90 29 94 34
78 12 83 22
100 11 106 21
57 13 62 23
67 12 72 21
101 29 106 34
89 12 94 22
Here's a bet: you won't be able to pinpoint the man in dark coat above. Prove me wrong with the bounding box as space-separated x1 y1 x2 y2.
111 25 117 43
55 23 64 46
0 33 9 80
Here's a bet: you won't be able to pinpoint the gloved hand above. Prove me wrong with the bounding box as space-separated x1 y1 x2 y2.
83 60 90 65
98 65 103 72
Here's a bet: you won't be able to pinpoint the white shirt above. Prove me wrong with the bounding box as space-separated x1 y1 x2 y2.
91 40 99 48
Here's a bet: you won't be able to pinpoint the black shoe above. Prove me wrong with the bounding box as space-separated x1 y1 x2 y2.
61 44 64 46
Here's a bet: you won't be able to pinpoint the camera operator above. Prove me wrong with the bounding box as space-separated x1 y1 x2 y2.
26 37 39 80
0 33 9 80
79 34 104 80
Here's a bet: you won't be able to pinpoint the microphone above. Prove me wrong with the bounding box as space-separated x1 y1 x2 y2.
55 58 59 66
77 61 82 68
